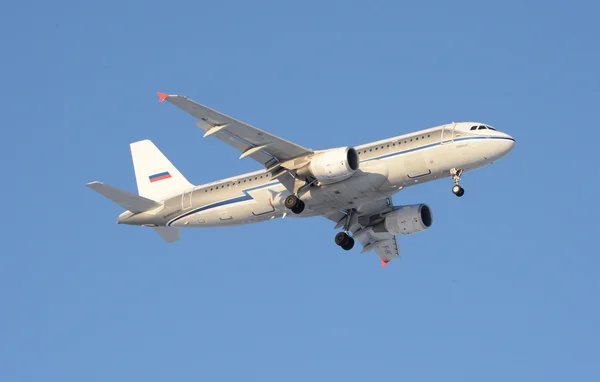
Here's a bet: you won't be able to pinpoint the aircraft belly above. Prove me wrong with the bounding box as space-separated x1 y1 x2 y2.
302 161 390 210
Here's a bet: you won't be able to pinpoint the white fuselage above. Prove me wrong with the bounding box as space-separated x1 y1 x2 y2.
119 122 514 228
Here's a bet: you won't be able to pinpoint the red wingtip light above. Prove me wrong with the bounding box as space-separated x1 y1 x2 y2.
157 92 169 103
381 260 389 268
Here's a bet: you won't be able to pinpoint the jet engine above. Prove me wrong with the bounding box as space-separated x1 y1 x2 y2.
373 204 433 235
297 147 359 184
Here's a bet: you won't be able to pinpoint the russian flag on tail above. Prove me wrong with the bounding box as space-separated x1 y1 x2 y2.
149 171 172 183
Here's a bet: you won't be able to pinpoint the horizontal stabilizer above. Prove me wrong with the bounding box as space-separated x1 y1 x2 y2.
152 226 180 243
86 181 160 213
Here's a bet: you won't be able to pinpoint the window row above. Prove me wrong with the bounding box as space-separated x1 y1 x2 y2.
360 134 432 154
203 174 270 192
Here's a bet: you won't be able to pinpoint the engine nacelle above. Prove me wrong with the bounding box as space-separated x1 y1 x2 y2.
374 204 433 235
298 147 359 184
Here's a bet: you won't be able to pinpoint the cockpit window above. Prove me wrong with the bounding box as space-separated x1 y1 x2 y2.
470 125 477 130
478 125 487 130
487 126 496 131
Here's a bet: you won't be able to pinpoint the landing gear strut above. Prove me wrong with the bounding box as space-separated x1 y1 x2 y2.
450 168 465 197
334 210 355 250
284 194 305 214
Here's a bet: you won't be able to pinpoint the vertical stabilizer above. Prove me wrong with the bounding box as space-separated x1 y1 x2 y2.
130 140 193 201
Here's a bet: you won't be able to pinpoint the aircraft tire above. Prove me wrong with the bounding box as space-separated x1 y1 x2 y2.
341 237 355 251
335 232 350 246
291 200 305 214
452 185 464 197
285 195 299 209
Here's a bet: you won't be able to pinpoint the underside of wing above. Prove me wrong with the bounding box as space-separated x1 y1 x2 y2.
356 230 400 268
326 198 400 267
159 93 313 167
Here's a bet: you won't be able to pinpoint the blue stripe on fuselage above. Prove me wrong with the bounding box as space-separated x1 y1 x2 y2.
167 136 514 225
167 181 279 226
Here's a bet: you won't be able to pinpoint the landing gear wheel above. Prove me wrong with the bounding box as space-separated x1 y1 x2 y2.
335 232 350 246
341 237 355 251
452 185 465 197
450 168 465 197
284 195 305 214
291 199 305 214
284 195 299 209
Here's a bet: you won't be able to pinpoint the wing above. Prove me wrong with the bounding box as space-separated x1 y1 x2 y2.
326 198 400 268
158 93 313 167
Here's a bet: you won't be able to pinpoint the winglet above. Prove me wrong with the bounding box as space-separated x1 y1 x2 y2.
157 92 169 103
381 260 389 268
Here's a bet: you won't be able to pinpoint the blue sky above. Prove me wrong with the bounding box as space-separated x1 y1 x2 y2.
1 1 598 381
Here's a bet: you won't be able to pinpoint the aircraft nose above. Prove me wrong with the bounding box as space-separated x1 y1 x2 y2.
503 134 515 154
492 133 515 160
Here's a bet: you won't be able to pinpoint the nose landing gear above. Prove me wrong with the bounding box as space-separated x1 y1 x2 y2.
450 168 465 197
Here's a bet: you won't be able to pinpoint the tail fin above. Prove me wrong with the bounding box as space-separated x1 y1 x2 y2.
130 140 193 201
86 181 160 213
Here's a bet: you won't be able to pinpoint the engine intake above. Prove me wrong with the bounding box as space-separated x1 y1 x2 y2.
374 204 433 235
297 147 359 184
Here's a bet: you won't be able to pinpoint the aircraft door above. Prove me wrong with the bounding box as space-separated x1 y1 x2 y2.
441 123 457 144
182 188 194 209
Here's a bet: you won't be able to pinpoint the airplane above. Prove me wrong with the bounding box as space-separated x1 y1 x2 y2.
87 92 515 267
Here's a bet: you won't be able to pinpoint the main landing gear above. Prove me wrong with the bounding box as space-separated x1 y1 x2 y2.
334 210 355 251
335 232 355 251
284 179 316 215
284 194 305 214
450 168 465 197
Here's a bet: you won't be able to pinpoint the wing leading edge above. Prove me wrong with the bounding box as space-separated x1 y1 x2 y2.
158 93 313 168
